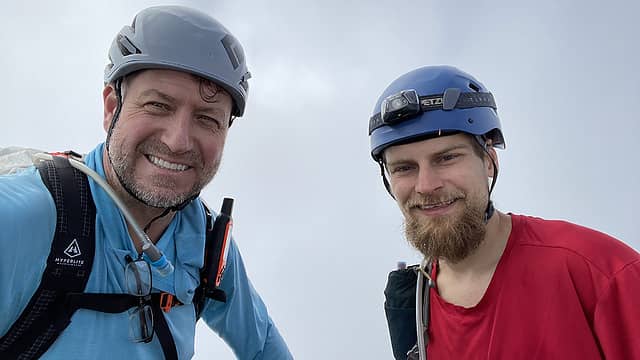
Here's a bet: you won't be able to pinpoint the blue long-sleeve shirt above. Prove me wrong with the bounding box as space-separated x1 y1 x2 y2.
0 144 292 359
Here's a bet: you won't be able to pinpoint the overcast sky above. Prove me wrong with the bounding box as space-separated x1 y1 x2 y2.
1 0 639 358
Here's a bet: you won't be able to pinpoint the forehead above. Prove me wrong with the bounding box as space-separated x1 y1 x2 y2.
126 69 232 103
384 133 474 161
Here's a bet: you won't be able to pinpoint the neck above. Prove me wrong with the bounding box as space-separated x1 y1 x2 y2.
438 211 512 276
102 148 175 251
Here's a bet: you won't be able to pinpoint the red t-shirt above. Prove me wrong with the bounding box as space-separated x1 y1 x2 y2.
427 214 640 359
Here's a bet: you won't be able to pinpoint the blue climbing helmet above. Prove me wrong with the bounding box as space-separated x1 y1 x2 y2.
369 65 505 161
104 5 251 117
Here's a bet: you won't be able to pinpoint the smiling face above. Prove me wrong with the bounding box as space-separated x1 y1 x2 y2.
383 133 496 262
103 69 233 208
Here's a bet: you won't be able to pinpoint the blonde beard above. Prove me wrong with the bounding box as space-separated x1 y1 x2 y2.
403 196 487 263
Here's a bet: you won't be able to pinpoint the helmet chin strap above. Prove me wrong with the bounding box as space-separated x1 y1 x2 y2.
378 159 395 200
484 200 495 223
477 136 498 224
104 78 144 205
104 78 123 156
104 77 197 230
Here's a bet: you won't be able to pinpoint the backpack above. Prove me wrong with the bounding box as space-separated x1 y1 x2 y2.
0 154 231 360
384 261 433 360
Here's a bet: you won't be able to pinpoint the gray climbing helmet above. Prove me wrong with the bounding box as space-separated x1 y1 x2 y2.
104 5 251 117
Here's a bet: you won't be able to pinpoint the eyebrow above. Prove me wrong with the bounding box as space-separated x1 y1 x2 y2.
137 89 176 104
137 89 227 117
432 143 471 157
385 143 471 168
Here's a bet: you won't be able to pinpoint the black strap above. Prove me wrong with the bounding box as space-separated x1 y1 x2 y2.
192 203 214 320
66 292 179 360
368 92 496 134
384 266 419 360
151 302 179 360
0 156 96 359
66 293 138 314
194 202 228 320
384 261 434 360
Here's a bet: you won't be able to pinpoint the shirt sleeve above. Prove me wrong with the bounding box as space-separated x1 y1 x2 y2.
200 238 293 360
0 167 56 335
593 259 640 359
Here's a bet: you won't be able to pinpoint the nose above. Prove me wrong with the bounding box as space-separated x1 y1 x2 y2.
414 165 443 195
160 110 192 153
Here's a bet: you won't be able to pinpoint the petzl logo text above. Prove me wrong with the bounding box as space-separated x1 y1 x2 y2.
64 239 82 258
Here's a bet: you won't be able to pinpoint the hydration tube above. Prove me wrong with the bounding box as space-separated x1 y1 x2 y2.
414 258 433 360
34 153 174 276
415 266 427 360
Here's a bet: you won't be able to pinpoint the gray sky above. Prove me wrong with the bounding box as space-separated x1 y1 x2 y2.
1 0 639 358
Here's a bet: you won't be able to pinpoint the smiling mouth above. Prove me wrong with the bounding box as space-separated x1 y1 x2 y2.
412 198 459 210
146 155 190 171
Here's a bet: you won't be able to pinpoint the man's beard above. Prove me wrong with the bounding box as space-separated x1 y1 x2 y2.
402 191 487 263
109 138 219 208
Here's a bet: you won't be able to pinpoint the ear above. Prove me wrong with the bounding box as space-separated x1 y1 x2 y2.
103 85 118 133
485 147 499 177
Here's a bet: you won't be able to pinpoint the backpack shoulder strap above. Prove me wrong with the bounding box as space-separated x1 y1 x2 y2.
385 260 434 360
385 264 419 360
193 199 232 319
0 155 96 359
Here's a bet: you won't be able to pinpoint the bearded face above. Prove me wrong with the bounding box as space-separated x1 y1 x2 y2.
383 134 495 263
402 189 487 263
102 69 232 209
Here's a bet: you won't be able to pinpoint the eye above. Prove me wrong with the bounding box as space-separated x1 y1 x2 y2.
389 164 415 175
438 153 461 163
197 115 223 131
144 101 170 112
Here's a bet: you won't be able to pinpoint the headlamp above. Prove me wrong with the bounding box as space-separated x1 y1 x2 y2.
368 88 497 135
381 89 420 125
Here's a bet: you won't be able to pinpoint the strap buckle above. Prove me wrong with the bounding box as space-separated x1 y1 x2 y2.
158 293 182 313
49 150 83 160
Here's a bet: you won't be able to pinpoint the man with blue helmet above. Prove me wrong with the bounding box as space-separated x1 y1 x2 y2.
0 6 292 359
372 66 640 359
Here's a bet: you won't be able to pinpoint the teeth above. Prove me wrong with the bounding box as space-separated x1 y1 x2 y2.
419 199 456 210
148 155 189 171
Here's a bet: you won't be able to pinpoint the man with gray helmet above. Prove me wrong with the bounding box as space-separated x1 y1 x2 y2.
372 66 640 359
0 6 291 359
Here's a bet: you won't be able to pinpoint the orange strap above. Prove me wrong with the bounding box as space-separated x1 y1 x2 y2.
158 293 184 313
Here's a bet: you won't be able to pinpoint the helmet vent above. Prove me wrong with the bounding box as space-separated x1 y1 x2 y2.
468 82 481 92
116 34 141 56
221 34 244 70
